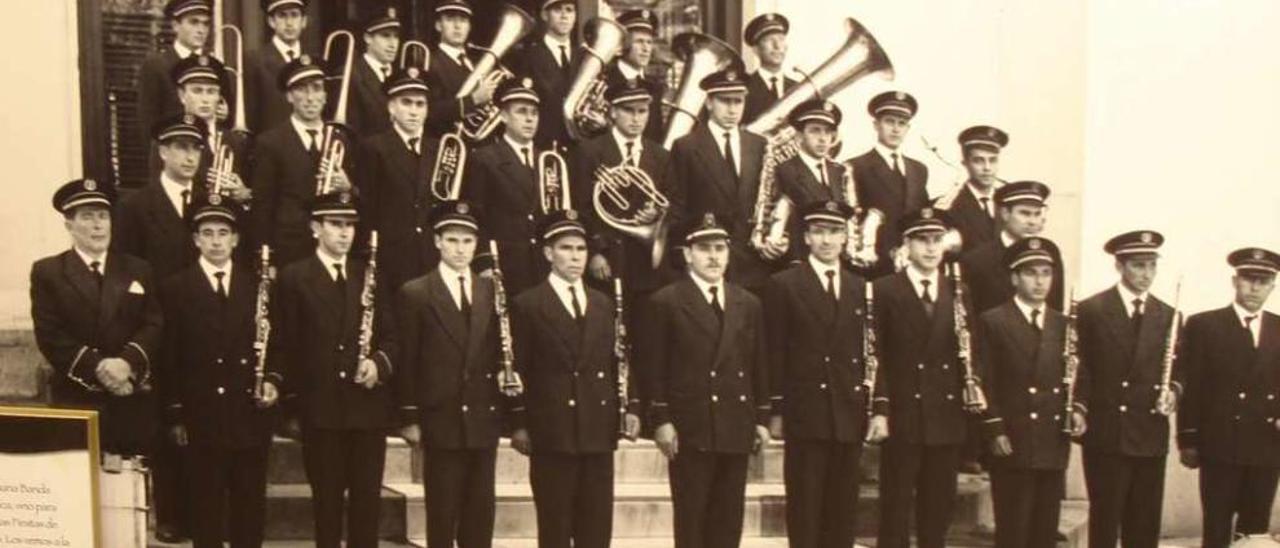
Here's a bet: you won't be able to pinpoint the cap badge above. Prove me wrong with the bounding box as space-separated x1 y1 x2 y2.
986 127 998 138
922 207 933 219
387 7 396 17
457 202 470 214
338 192 351 204
198 55 209 66
703 212 716 226
407 67 420 78
1254 249 1265 260
1029 238 1042 250
299 54 312 65
894 91 906 101
825 201 839 212
209 193 223 205
1140 232 1153 243
183 114 197 125
84 179 97 191
641 9 650 18
566 209 579 220
765 13 775 21
823 102 834 112
726 70 739 81
521 77 533 88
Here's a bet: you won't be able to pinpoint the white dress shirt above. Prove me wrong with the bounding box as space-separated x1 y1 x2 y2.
438 42 472 70
1234 302 1263 347
875 142 904 174
160 172 194 218
543 34 572 67
173 41 198 59
548 273 587 317
273 35 300 62
1014 295 1046 330
755 66 786 98
290 115 324 150
968 182 996 217
1000 231 1019 249
198 256 232 293
799 149 829 186
316 249 348 281
612 127 643 166
74 247 108 274
1115 283 1148 318
709 121 742 177
809 255 840 299
439 261 471 311
504 134 535 167
394 123 423 154
690 272 726 311
364 52 391 82
616 60 644 82
906 265 941 301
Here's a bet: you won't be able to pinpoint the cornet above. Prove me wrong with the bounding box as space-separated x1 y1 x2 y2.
539 146 571 213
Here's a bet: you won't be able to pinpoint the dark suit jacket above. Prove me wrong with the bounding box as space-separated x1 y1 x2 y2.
395 270 505 450
113 179 202 279
348 57 392 138
604 63 666 143
270 255 396 430
515 37 578 148
935 183 997 252
462 139 545 296
960 237 1065 314
358 130 439 292
138 48 184 147
158 262 274 448
30 251 161 454
511 280 619 454
667 124 772 289
974 301 1070 470
764 263 877 443
1076 286 1176 457
425 46 478 138
1176 307 1280 467
250 123 323 266
849 148 928 275
873 271 969 446
245 46 296 134
744 71 798 125
643 278 769 454
570 132 675 291
775 154 846 261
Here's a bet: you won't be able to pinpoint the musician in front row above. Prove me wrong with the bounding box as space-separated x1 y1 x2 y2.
396 201 505 548
763 200 882 548
509 210 632 548
644 212 771 548
270 191 396 548
158 197 278 548
849 91 929 279
932 125 1008 250
1176 247 1280 548
974 236 1084 548
773 100 847 261
874 208 971 548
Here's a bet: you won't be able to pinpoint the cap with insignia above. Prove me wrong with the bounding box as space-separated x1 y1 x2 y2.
700 68 748 96
1005 236 1060 271
744 13 790 46
164 0 212 19
430 200 480 233
152 114 208 144
1104 230 1164 258
364 7 401 35
539 209 588 244
435 0 473 18
277 54 326 91
1228 247 1280 276
958 125 1009 152
542 0 576 11
994 180 1051 208
261 0 305 14
605 79 652 107
311 191 359 219
497 77 540 106
685 212 731 244
171 54 225 87
383 67 430 97
800 200 852 226
52 178 115 214
618 9 659 34
787 99 842 129
867 90 918 119
899 206 952 238
187 194 241 230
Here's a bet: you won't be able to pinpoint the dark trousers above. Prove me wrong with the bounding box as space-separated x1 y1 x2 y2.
989 466 1065 548
529 452 615 548
300 428 387 548
784 439 863 548
1082 449 1165 548
877 441 961 548
423 446 497 548
1199 460 1280 548
185 444 269 548
669 450 750 548
153 437 189 534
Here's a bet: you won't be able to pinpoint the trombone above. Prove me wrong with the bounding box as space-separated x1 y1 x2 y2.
316 30 356 195
209 0 251 198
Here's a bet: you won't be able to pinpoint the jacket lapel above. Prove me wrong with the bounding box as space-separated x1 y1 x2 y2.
1130 296 1168 375
796 265 836 327
925 275 955 353
464 276 494 368
427 272 468 350
496 142 537 206
1100 288 1138 363
895 274 931 335
738 132 764 218
712 286 745 370
1000 303 1041 364
693 126 737 205
539 282 582 366
302 257 345 325
62 251 101 309
904 157 926 209
97 255 130 329
1251 313 1280 378
868 149 905 208
677 279 721 340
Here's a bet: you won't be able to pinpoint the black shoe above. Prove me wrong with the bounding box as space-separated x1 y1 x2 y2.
154 524 187 544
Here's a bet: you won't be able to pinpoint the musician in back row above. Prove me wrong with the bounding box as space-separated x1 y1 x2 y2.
961 181 1064 313
346 8 400 138
425 0 499 139
169 54 253 207
245 0 311 133
605 9 666 143
743 13 797 125
517 0 579 149
772 99 847 262
932 125 1008 250
138 0 211 154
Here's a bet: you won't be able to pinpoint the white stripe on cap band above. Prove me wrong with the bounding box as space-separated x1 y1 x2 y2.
266 0 304 12
501 90 540 104
902 224 947 238
171 4 211 18
1002 191 1044 202
312 207 358 217
62 196 111 211
1010 253 1054 270
704 84 748 94
436 5 473 15
286 67 325 88
387 82 429 96
543 224 585 241
366 21 400 34
796 113 837 125
962 138 1002 149
434 219 479 232
610 94 651 106
686 228 729 241
159 128 204 142
804 213 845 224
751 23 786 42
874 105 912 117
625 22 655 32
177 70 221 85
193 211 236 224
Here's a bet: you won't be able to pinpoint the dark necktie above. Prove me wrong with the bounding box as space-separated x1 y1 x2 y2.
408 137 420 155
817 161 828 187
569 284 584 326
625 141 637 167
307 129 320 157
89 260 103 288
459 275 471 316
521 146 533 168
287 48 298 61
980 197 992 217
825 270 838 312
214 271 227 299
380 65 390 81
457 52 472 71
1131 298 1144 334
892 152 904 177
921 279 935 318
770 76 781 98
181 189 191 218
722 131 737 179
1246 315 1259 347
559 45 570 69
709 286 724 326
333 263 346 287
1030 308 1042 334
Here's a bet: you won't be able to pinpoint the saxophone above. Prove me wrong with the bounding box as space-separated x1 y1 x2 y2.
1156 279 1183 416
490 241 524 397
863 280 881 418
952 262 987 412
355 231 378 382
1062 290 1081 435
252 245 273 403
614 278 636 440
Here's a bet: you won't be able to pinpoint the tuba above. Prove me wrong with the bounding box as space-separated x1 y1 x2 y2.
747 17 893 260
661 33 740 149
538 146 571 213
456 3 535 142
565 17 627 141
593 164 670 269
316 30 356 195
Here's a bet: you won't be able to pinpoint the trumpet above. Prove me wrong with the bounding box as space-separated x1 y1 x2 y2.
1156 279 1183 416
456 3 535 142
490 241 524 397
252 245 273 403
592 164 670 269
662 32 740 149
565 16 627 140
951 262 987 413
1062 289 1081 435
431 129 467 201
209 1 251 199
539 146 572 213
316 30 356 195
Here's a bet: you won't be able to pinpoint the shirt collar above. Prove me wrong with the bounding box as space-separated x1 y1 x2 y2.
905 264 940 293
439 261 470 283
689 272 723 305
1234 302 1262 325
709 120 739 138
798 148 826 172
1014 295 1045 325
808 255 840 285
544 34 571 59
272 35 300 62
612 127 641 153
503 134 533 158
198 255 232 287
617 60 643 81
967 180 995 199
316 248 348 279
173 41 197 59
290 115 323 143
875 142 901 165
548 272 583 295
74 246 107 271
1000 231 1019 248
363 52 390 80
1115 282 1147 312
438 42 467 63
394 124 423 148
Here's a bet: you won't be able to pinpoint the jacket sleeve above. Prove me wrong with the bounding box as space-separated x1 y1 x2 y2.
268 268 300 414
30 262 102 392
750 298 771 426
157 276 183 425
869 278 890 417
250 138 281 252
119 264 163 388
463 151 495 272
371 271 398 383
665 141 690 243
1073 304 1095 417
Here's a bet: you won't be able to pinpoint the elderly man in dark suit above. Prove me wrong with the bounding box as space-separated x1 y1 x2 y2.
932 125 1008 251
425 0 500 139
246 0 311 133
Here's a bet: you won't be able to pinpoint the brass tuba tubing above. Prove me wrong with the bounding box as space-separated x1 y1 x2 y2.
565 17 627 141
662 32 740 149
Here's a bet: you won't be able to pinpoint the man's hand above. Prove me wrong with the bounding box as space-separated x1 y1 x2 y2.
865 414 889 444
759 237 789 261
169 424 189 447
96 358 133 395
478 268 495 279
511 428 531 455
1069 411 1088 437
1157 388 1178 416
754 424 772 454
399 424 421 446
589 255 612 281
217 172 252 202
256 381 279 408
850 248 879 268
354 358 379 389
1180 447 1200 469
990 434 1014 457
768 415 784 440
470 71 502 105
622 413 641 441
634 204 660 225
655 422 678 460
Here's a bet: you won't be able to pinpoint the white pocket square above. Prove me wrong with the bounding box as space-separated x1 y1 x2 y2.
127 281 145 295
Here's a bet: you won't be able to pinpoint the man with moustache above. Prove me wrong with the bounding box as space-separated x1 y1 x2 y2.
347 8 401 138
246 0 311 133
605 9 666 142
932 126 1009 250
425 0 500 139
517 0 579 148
743 13 798 124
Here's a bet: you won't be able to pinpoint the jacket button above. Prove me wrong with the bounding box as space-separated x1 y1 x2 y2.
1234 415 1241 421
1028 387 1038 394
941 364 949 370
1270 394 1276 401
339 371 347 379
738 371 744 378
569 399 577 407
462 405 469 412
1054 414 1061 421
337 344 345 352
914 393 921 400
529 238 537 244
710 371 717 378
601 400 607 406
1119 405 1128 413
1030 412 1038 420
527 214 534 221
573 371 579 377
216 387 225 395
1121 381 1129 388
1053 387 1060 394
597 372 605 379
216 358 224 364
739 395 747 402
240 358 248 365
489 405 496 412
1239 392 1247 399
711 395 719 403
946 394 955 401
826 357 832 364
917 364 924 370
487 373 494 379
819 383 827 390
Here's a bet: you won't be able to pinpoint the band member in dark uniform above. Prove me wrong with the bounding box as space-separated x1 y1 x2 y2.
517 0 579 149
932 125 1008 250
764 200 884 548
158 197 279 548
1176 247 1280 548
974 236 1084 548
396 201 505 548
848 91 929 278
874 207 971 548
250 55 353 267
743 13 797 125
347 8 400 138
771 100 847 261
464 77 546 296
644 212 771 548
270 191 396 548
246 0 310 133
139 0 211 150
667 69 777 293
170 54 253 206
31 179 161 459
960 181 1064 313
1074 230 1178 548
357 67 437 293
425 0 499 139
509 209 636 548
605 9 666 143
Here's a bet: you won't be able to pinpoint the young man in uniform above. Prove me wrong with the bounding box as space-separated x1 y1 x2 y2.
932 125 1008 250
347 8 400 138
246 0 311 133
742 12 797 124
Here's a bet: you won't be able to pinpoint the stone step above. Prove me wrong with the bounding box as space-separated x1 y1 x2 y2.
266 436 415 485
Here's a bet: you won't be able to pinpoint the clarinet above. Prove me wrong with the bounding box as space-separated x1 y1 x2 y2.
614 278 636 440
1062 290 1081 435
355 231 378 382
863 280 880 418
490 241 524 397
252 245 273 402
1156 279 1183 416
952 263 987 412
